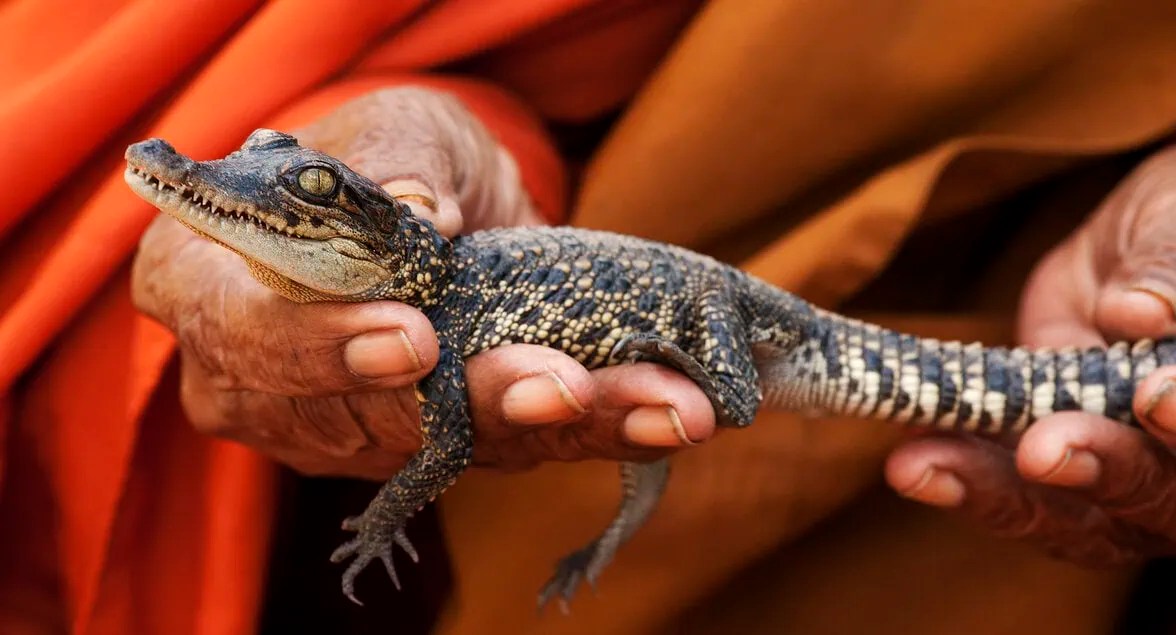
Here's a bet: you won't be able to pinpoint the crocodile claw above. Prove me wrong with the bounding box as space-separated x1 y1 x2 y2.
330 514 419 605
536 543 601 614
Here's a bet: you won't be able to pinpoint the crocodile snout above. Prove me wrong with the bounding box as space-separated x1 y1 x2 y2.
124 138 194 177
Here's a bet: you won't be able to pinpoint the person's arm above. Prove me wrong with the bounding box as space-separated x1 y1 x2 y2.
886 144 1176 563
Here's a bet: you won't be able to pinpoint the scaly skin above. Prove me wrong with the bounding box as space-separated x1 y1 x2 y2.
124 129 1176 610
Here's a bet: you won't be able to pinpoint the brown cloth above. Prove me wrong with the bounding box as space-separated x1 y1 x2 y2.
435 1 1176 633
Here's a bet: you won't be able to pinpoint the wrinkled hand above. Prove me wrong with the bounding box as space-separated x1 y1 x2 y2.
885 146 1176 565
132 88 713 480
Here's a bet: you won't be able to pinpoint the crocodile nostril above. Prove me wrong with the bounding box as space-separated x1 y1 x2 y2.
147 138 176 154
130 138 175 157
125 138 193 175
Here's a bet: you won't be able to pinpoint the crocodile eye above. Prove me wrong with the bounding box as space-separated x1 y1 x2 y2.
296 167 336 197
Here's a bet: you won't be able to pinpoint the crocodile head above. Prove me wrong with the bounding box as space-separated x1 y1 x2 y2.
124 128 452 303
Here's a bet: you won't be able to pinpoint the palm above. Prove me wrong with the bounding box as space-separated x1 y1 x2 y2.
886 146 1176 565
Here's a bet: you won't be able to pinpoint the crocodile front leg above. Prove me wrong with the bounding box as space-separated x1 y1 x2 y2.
329 345 473 605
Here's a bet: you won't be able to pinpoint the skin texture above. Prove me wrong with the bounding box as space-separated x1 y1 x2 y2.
887 145 1176 565
130 89 714 483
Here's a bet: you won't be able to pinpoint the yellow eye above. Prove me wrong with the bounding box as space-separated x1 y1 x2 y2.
297 167 336 196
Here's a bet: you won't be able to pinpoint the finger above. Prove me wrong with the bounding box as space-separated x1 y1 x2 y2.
1134 366 1176 446
199 293 439 396
133 221 439 396
466 344 596 430
1016 238 1106 348
1094 287 1176 342
886 434 1151 565
1017 411 1176 545
467 345 716 447
180 359 422 479
1091 149 1176 340
472 360 715 467
589 361 716 448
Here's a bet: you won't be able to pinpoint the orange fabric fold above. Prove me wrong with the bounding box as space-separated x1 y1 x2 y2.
0 1 601 633
0 0 426 395
0 0 263 236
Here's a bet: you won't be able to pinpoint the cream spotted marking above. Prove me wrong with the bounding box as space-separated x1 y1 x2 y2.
124 129 1176 614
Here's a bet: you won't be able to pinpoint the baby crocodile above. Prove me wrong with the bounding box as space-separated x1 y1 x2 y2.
124 129 1176 610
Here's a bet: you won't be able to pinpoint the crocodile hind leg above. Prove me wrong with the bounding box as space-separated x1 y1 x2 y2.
537 459 670 612
538 307 762 610
329 345 473 605
611 327 763 427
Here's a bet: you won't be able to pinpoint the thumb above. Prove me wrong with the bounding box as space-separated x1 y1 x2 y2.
178 285 441 397
133 218 440 397
1095 253 1176 341
1090 148 1176 341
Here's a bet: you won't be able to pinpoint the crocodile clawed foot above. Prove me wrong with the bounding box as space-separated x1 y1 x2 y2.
536 543 602 614
330 514 420 605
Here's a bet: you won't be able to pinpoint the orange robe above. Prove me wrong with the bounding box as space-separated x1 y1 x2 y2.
0 1 697 632
3 1 1176 634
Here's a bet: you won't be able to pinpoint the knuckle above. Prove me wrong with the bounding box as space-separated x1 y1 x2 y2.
567 422 622 459
129 261 159 316
178 364 244 437
1099 455 1167 509
555 421 664 464
523 428 587 463
130 250 176 323
342 391 422 450
1097 460 1176 529
965 484 1054 541
285 396 370 459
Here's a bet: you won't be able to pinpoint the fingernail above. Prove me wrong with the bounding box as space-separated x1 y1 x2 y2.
1143 378 1176 432
501 372 586 425
899 467 965 507
344 329 421 378
1128 284 1176 319
1037 447 1101 487
623 406 694 447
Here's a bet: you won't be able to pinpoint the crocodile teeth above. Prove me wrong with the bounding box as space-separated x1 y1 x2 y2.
134 168 303 238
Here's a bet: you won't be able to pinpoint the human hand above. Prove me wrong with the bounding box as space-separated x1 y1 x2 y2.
884 146 1176 565
131 88 713 480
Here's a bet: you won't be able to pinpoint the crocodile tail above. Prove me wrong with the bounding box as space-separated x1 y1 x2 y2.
771 310 1176 433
